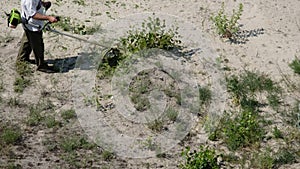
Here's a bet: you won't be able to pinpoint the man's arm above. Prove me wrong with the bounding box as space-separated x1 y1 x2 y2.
32 13 57 23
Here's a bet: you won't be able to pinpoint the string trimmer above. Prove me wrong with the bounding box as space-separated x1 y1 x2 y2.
43 20 112 49
43 19 122 64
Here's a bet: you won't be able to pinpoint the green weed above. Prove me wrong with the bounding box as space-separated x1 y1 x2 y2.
26 105 44 126
15 60 33 77
147 118 164 132
52 16 100 35
0 126 22 145
289 57 300 74
180 146 220 169
211 2 243 38
61 109 76 120
273 126 283 139
165 107 178 122
60 136 94 152
219 111 264 150
251 148 274 169
73 0 85 6
44 115 60 128
226 70 281 111
199 86 212 105
13 76 31 93
102 150 114 161
274 148 297 166
7 97 21 107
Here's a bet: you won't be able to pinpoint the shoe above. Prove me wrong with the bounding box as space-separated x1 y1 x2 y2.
37 64 56 73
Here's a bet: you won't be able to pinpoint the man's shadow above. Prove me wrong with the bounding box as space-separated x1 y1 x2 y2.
46 56 78 73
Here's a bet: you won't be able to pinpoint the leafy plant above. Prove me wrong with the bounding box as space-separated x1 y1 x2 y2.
220 110 264 150
180 146 220 169
211 2 243 38
289 57 300 74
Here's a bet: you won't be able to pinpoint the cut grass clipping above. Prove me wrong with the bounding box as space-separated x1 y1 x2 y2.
98 16 182 78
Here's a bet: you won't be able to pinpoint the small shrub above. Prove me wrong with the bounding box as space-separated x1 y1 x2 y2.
289 58 300 74
61 109 76 120
0 126 22 145
211 2 243 38
180 146 219 169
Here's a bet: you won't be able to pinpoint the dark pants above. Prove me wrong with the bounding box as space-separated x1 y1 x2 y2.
17 30 45 67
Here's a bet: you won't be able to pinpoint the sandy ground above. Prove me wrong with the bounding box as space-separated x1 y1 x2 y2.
0 0 299 168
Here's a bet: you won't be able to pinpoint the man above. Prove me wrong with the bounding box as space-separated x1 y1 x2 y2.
17 0 58 73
